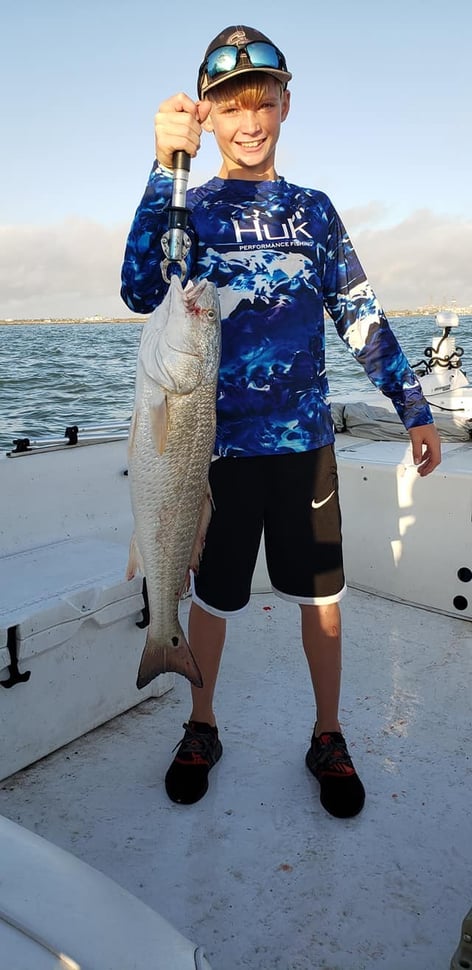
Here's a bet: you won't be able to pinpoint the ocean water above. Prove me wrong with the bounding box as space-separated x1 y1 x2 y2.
1 314 470 453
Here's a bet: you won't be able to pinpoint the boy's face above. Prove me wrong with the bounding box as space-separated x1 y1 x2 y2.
202 77 290 180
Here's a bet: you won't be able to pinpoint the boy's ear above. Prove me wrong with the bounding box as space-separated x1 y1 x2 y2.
202 115 214 133
197 100 214 132
281 89 291 122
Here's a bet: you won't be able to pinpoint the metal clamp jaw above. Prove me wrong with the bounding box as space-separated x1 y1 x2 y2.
160 151 192 283
160 221 191 282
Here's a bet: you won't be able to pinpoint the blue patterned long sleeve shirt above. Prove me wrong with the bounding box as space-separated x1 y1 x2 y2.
121 165 433 457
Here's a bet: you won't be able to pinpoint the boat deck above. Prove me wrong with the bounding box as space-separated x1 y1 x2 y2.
1 588 470 970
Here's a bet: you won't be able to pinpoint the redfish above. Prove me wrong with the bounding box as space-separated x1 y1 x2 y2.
127 274 221 689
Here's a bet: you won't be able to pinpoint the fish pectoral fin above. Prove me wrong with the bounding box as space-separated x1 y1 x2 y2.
126 532 144 580
150 397 168 455
188 483 214 574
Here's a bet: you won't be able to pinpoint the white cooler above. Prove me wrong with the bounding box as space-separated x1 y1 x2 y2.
0 535 173 781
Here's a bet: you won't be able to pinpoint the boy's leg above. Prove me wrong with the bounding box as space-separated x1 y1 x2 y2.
165 456 264 805
301 601 365 818
188 602 226 726
300 601 342 734
263 448 365 818
164 603 226 805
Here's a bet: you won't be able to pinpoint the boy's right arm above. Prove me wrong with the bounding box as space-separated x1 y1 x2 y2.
120 94 211 314
120 165 174 314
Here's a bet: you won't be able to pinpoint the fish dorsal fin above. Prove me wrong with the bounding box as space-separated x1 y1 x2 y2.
150 396 168 455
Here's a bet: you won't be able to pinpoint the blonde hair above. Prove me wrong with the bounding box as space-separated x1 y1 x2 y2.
205 73 284 107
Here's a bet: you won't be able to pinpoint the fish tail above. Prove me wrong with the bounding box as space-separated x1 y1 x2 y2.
136 627 203 690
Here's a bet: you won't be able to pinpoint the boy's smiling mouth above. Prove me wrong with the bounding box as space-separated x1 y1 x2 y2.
237 138 266 148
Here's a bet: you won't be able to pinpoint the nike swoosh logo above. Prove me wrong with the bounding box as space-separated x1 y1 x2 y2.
311 490 335 509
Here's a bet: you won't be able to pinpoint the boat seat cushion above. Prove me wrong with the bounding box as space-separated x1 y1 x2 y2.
331 400 472 441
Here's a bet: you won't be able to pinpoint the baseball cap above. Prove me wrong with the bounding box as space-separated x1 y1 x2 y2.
197 25 292 99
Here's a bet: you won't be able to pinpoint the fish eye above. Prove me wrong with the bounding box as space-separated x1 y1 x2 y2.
207 309 216 320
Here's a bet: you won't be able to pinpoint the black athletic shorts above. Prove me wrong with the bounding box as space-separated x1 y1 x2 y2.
192 445 346 616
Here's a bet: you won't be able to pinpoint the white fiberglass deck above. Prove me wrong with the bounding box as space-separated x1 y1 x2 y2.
0 589 470 970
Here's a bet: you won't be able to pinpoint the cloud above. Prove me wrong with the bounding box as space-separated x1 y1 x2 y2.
342 209 472 311
0 209 471 319
0 219 136 320
341 202 390 230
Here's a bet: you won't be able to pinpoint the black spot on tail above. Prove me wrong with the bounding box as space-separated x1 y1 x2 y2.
172 636 179 646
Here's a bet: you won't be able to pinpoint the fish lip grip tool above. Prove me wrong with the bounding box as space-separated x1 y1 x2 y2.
160 150 192 283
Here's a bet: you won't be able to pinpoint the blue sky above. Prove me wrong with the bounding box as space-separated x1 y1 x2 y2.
1 0 470 317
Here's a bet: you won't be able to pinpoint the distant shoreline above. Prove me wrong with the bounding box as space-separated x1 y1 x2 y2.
1 306 470 325
0 317 145 326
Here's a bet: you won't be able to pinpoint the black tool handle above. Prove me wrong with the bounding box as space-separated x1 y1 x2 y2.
172 150 191 173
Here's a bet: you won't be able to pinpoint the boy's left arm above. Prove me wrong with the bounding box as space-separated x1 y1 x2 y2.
323 204 442 474
408 423 441 476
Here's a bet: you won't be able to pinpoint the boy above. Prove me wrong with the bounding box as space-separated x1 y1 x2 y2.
121 25 441 819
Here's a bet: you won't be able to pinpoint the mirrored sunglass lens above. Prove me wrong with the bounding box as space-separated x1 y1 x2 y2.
246 43 280 68
207 46 238 78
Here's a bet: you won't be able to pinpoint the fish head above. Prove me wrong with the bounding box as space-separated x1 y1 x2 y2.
181 277 221 383
140 275 221 393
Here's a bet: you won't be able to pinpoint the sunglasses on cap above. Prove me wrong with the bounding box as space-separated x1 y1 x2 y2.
200 41 288 85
